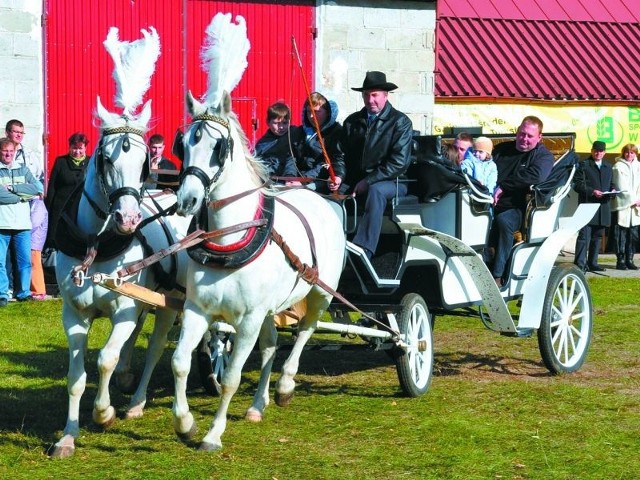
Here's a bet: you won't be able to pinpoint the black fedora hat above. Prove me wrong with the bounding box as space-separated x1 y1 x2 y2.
351 71 398 92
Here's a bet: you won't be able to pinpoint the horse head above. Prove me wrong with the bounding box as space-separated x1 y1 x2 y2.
175 90 235 217
91 96 152 234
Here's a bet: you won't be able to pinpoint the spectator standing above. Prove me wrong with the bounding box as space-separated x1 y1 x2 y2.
45 132 90 249
6 119 47 299
0 137 44 305
293 91 345 193
341 71 413 259
611 143 640 270
573 141 616 272
146 134 178 191
486 116 554 286
254 102 302 184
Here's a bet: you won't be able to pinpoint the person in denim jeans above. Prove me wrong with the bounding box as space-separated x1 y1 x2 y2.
0 137 43 305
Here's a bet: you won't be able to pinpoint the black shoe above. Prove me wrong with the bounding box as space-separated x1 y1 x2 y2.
17 295 33 302
616 262 628 271
626 262 638 270
588 264 606 272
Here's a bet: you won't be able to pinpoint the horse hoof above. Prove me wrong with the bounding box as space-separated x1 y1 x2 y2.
124 406 144 420
245 409 263 422
275 391 294 407
93 406 116 430
176 422 197 442
115 372 137 394
49 444 75 459
199 441 222 452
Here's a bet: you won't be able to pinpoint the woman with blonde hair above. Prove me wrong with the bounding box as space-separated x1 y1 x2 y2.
611 143 640 270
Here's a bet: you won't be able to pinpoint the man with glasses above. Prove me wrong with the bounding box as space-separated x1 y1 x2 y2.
0 137 43 305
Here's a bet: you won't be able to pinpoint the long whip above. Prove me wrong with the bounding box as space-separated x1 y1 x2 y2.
291 36 336 183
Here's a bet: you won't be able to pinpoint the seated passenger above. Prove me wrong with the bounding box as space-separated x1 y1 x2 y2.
254 102 302 185
341 71 413 259
293 92 345 194
461 136 497 194
486 116 554 286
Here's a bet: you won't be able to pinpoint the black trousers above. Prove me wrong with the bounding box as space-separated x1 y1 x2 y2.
574 224 606 268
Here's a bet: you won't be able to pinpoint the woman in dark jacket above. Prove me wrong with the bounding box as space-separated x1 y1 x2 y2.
45 132 90 248
294 92 345 193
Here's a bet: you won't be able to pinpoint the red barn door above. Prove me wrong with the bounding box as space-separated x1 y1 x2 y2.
44 0 314 178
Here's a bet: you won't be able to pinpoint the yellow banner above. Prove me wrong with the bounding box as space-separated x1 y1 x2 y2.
433 104 640 154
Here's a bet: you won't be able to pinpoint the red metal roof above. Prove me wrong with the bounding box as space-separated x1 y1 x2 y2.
435 16 640 103
437 0 640 23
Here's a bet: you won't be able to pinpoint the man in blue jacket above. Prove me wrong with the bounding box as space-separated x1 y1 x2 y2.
487 116 554 286
341 71 413 259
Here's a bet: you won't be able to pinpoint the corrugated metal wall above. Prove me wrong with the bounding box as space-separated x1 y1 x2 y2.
44 0 314 176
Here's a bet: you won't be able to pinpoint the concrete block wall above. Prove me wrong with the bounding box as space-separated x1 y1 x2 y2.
0 1 44 166
316 0 436 133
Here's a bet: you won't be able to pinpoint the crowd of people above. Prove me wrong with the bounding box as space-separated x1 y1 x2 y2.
0 121 178 306
3 70 638 305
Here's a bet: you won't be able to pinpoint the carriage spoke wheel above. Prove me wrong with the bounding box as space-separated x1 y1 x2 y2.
537 264 593 374
197 329 233 396
395 293 434 397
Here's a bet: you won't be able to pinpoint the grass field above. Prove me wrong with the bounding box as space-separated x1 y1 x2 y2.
1 276 639 479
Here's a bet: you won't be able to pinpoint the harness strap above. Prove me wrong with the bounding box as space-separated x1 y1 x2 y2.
72 235 99 286
274 197 318 265
269 228 383 329
208 183 267 210
116 218 268 278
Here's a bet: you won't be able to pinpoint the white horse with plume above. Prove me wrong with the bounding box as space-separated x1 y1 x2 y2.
50 27 191 458
172 13 346 451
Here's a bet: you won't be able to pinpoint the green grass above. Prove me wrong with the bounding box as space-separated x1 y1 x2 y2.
1 277 639 479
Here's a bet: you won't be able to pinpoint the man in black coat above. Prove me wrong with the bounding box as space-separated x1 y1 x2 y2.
573 141 617 271
341 71 413 259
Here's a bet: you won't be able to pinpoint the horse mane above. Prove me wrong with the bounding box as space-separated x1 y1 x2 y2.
227 110 268 184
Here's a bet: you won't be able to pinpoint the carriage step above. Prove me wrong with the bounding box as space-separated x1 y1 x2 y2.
500 327 535 338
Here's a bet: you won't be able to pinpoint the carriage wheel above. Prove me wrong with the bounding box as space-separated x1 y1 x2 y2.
197 329 233 396
395 293 434 397
537 264 592 374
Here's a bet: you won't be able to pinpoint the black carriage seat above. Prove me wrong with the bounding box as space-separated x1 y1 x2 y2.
392 135 493 250
522 149 579 243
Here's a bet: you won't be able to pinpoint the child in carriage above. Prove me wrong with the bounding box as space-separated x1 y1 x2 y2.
254 102 302 185
461 136 497 196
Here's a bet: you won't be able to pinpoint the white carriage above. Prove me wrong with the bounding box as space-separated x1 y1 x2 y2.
198 132 597 399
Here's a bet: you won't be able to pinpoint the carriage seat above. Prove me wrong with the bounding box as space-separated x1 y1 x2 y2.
522 150 578 243
393 136 494 250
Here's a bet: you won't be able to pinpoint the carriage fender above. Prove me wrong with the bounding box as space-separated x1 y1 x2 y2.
517 203 599 329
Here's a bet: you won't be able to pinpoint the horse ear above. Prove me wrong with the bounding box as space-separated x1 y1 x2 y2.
137 100 152 128
221 91 232 114
186 90 206 118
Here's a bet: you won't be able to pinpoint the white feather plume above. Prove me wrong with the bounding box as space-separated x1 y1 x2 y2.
200 13 250 109
103 26 161 116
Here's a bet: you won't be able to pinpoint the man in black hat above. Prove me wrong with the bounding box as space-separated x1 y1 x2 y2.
341 71 413 259
573 140 617 272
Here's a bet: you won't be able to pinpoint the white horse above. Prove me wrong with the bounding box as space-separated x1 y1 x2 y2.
171 90 346 451
49 98 191 459
50 26 191 459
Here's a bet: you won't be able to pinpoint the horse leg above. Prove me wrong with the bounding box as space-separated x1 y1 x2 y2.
125 308 176 419
172 304 209 442
115 309 148 394
199 313 264 451
275 293 328 407
92 308 140 428
245 318 278 422
50 306 89 459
